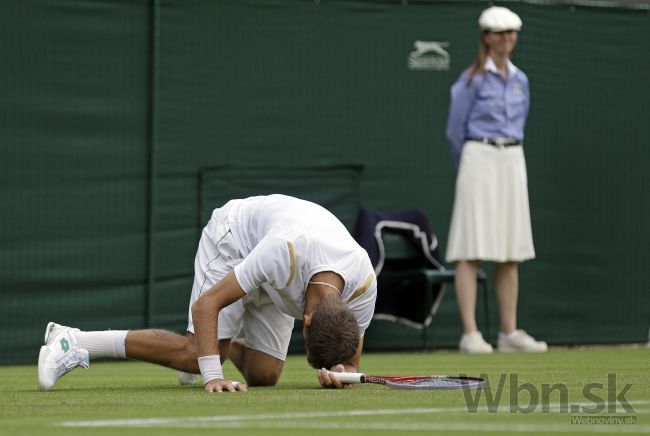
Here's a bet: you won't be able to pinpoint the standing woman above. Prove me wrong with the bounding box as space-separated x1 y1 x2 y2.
445 6 547 354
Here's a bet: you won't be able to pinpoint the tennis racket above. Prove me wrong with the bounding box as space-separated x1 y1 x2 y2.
329 371 485 390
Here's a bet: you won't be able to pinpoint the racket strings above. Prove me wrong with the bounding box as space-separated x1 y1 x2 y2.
405 377 461 387
390 376 484 389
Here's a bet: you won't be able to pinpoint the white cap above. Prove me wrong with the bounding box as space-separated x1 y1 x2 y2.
478 6 522 32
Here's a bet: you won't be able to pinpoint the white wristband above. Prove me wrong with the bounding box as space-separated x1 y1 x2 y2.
198 355 224 384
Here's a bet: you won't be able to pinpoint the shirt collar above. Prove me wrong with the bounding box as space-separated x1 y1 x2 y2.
485 56 518 77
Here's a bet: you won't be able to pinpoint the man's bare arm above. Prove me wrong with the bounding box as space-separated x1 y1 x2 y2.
191 270 247 392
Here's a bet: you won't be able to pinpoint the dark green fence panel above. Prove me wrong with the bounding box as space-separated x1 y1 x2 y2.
0 0 151 364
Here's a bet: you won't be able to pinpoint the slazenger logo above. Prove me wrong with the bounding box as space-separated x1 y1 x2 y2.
407 40 450 71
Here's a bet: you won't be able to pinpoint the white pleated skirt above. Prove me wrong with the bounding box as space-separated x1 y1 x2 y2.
446 141 535 263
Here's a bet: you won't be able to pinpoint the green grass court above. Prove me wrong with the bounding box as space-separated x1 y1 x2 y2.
2 347 648 435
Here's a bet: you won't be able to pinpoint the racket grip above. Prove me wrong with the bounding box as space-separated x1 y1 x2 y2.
328 371 364 384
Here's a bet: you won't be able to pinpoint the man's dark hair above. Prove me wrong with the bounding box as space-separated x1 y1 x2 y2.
304 298 360 369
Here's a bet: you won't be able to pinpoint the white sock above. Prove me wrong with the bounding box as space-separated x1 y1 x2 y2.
499 331 517 340
76 330 128 359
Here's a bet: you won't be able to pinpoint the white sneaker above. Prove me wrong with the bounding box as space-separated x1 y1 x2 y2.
459 331 493 354
177 371 201 385
498 330 548 353
38 322 90 391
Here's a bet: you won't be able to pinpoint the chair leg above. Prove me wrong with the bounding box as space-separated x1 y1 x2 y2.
422 323 429 351
422 276 434 351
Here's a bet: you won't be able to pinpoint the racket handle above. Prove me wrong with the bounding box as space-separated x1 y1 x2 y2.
328 371 364 384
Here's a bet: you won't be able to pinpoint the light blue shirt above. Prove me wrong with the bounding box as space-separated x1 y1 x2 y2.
446 57 530 168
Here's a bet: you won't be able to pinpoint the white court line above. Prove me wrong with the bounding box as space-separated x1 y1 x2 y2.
62 420 650 434
60 407 468 427
142 421 650 433
496 399 648 414
61 400 650 431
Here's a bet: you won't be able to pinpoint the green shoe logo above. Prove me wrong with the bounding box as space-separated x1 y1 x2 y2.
60 338 70 353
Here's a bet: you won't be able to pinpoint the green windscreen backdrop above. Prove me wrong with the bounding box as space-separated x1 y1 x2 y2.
1 0 152 364
1 0 648 364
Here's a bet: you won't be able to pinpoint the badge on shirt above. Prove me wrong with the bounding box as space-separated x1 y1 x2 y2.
511 81 523 96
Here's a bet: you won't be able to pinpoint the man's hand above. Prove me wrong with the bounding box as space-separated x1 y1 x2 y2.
317 364 354 389
204 379 248 393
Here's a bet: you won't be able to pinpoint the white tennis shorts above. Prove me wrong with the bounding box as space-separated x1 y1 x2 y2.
186 205 295 361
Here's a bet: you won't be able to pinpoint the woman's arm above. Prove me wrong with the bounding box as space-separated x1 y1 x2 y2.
446 72 479 169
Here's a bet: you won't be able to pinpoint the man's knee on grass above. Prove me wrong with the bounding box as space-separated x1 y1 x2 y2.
244 367 282 386
304 299 359 369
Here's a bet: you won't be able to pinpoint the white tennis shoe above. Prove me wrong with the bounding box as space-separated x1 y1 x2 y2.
498 330 548 352
38 322 90 391
177 371 201 386
459 331 494 354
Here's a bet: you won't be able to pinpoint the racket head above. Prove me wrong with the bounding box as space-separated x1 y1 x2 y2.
381 375 486 390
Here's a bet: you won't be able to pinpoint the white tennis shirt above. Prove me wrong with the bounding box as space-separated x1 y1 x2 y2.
224 195 377 335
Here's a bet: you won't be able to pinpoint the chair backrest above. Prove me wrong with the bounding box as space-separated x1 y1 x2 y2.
382 230 422 261
353 209 447 329
353 207 445 275
373 228 447 329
